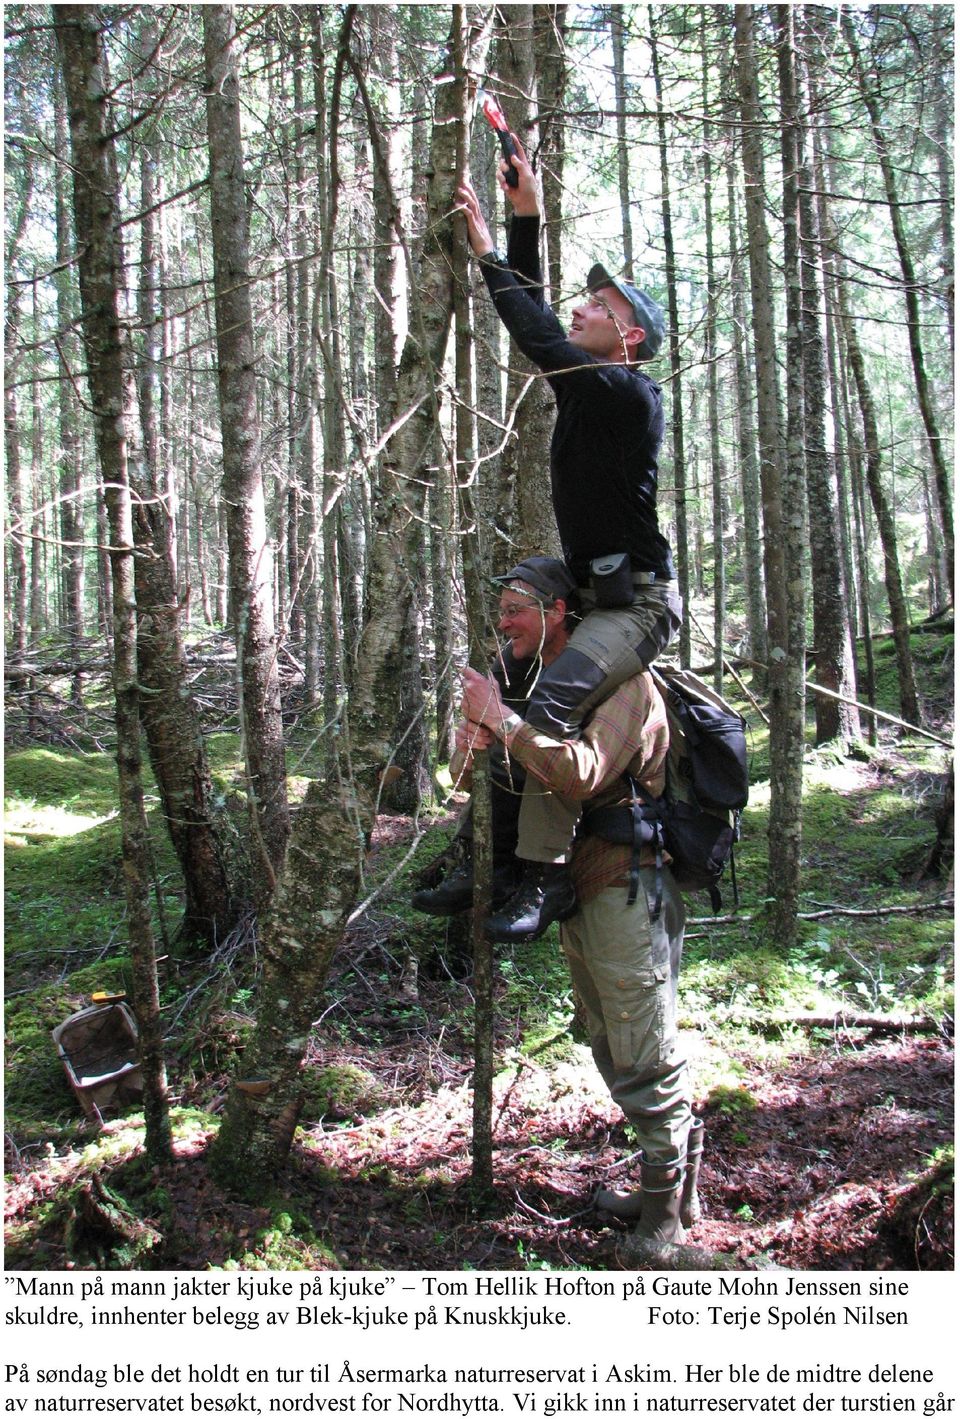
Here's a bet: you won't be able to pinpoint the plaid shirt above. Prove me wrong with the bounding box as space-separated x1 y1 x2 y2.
502 671 670 904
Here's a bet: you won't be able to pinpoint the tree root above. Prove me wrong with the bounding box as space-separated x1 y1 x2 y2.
64 1174 162 1270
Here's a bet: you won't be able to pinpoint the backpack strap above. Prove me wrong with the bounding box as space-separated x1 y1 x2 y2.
578 777 663 918
627 774 663 920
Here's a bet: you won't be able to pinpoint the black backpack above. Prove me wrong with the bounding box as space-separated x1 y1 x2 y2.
646 666 749 911
580 667 749 916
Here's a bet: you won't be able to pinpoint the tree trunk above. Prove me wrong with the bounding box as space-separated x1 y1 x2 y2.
610 6 634 282
208 7 494 1189
726 148 766 677
203 5 290 903
700 17 725 694
650 12 690 666
735 4 801 937
54 74 85 702
843 13 953 599
54 2 171 1165
839 348 878 742
496 6 559 561
534 5 567 305
769 4 807 937
4 152 32 658
29 301 47 649
451 13 496 1204
128 18 239 946
809 100 860 690
795 14 859 747
835 274 921 728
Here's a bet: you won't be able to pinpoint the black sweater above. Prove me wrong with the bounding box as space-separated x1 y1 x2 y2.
479 215 675 586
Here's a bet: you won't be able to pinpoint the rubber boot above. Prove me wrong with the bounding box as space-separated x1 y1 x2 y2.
596 1134 694 1224
594 1184 644 1220
632 1156 685 1251
680 1117 705 1228
484 860 577 943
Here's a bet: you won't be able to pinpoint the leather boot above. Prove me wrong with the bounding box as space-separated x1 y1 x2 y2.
412 857 519 916
680 1117 705 1228
411 861 474 915
484 861 577 943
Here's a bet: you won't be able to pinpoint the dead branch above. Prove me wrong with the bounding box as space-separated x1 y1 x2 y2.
689 898 953 927
770 1012 951 1036
616 1236 786 1271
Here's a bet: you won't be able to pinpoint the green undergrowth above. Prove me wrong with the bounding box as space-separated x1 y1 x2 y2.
3 631 953 1266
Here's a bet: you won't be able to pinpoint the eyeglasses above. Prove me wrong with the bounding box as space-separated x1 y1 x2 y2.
498 599 545 620
584 292 627 329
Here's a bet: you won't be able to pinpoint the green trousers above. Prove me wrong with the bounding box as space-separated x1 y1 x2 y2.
561 866 692 1164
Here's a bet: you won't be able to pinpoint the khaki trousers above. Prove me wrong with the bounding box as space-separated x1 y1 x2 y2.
560 866 691 1164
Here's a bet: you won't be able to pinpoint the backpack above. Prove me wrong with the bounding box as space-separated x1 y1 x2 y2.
646 666 749 912
580 666 749 916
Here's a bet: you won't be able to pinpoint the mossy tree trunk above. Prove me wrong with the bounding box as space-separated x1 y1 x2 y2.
54 3 171 1165
208 6 494 1190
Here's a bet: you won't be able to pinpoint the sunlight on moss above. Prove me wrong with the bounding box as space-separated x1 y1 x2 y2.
5 796 118 841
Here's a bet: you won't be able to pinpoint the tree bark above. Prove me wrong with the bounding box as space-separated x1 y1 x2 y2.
835 272 921 729
610 7 635 282
650 12 690 667
54 2 171 1165
794 13 859 747
725 150 766 677
452 11 496 1204
769 4 808 938
736 4 802 937
534 5 567 305
4 146 32 659
203 6 290 902
208 6 495 1189
495 6 560 562
700 16 725 694
843 13 954 599
54 73 86 703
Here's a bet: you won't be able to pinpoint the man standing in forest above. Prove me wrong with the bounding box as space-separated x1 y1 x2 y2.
455 559 699 1254
455 136 681 944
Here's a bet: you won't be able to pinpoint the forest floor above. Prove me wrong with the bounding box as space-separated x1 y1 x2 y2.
3 941 954 1273
3 628 955 1272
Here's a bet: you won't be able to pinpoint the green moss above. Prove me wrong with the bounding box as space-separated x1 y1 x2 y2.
706 1083 758 1116
301 1062 395 1122
4 747 120 815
